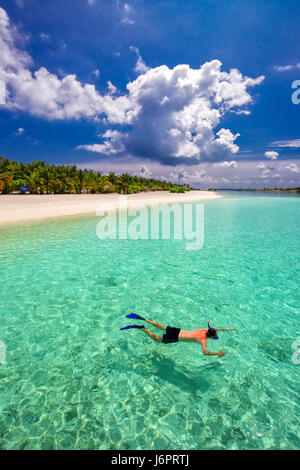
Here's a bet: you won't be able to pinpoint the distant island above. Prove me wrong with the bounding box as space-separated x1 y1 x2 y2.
0 157 190 195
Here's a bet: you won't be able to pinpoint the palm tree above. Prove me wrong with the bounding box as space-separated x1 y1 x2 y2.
39 164 54 194
106 171 121 191
76 169 86 193
118 173 132 194
0 157 190 195
0 171 13 192
0 157 14 193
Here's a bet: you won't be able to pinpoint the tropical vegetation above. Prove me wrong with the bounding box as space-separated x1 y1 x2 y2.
0 157 190 195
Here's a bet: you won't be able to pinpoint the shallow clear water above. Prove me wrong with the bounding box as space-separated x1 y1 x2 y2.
0 196 299 450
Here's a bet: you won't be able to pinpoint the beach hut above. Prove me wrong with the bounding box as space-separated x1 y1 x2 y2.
102 184 115 193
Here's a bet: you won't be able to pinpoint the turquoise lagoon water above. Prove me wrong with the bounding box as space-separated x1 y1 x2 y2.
0 195 299 450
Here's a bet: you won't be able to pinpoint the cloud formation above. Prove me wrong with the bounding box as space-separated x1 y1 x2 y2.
135 165 152 178
15 126 25 135
0 7 130 121
130 46 150 74
265 151 279 160
271 139 300 148
0 6 264 164
274 63 300 72
77 158 299 189
80 60 264 164
214 160 238 168
283 162 299 173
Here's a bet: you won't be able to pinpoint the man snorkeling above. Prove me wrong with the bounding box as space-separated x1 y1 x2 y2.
120 314 234 357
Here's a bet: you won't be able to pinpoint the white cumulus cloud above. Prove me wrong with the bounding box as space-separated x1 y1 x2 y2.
112 60 264 163
0 6 265 165
78 130 125 155
15 126 25 135
0 7 131 121
214 160 238 168
265 151 279 160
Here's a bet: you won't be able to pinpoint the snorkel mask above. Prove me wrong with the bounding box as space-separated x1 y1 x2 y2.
208 322 218 340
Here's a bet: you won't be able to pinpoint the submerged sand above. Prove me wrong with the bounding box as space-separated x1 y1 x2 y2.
0 191 222 226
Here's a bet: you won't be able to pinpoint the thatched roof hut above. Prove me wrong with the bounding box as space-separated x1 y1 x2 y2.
102 184 115 193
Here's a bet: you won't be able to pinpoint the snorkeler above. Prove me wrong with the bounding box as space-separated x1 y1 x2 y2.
120 314 234 357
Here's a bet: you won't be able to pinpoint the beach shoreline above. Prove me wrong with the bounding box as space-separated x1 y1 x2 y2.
0 191 222 226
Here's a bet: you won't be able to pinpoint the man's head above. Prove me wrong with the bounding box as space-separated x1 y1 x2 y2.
206 327 218 339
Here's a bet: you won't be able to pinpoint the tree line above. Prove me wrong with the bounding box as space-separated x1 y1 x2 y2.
0 157 190 195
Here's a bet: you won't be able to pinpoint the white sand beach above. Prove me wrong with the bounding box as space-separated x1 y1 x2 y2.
0 191 222 226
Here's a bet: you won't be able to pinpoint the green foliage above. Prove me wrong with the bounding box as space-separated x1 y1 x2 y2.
169 186 187 193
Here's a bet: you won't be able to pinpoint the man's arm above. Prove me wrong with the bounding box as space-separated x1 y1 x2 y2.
200 341 226 357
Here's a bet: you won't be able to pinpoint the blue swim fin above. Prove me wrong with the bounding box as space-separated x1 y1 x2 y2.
120 325 145 331
126 313 145 321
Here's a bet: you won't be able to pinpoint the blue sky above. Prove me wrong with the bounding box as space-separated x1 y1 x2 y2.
0 0 299 188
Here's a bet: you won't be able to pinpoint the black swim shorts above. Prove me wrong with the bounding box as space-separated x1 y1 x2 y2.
162 326 181 344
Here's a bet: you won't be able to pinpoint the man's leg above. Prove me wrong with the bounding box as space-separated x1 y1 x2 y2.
144 319 166 331
142 328 162 342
